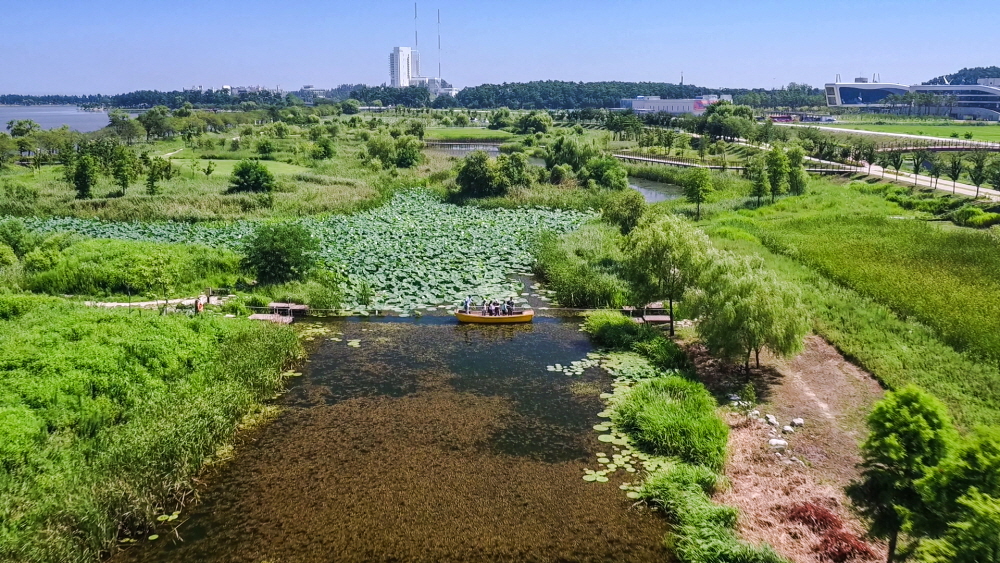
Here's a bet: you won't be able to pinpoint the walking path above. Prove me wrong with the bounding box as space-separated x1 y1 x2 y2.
86 295 224 309
777 123 1000 150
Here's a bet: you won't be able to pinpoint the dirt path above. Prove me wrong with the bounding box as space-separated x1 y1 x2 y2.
690 335 887 563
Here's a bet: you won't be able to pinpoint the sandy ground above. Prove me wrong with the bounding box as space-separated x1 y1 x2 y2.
690 335 887 563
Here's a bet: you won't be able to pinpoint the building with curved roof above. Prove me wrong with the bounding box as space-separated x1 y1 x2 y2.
825 78 1000 121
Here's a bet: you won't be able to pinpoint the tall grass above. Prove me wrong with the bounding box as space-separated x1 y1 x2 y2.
533 222 629 308
0 295 300 562
22 238 240 298
614 376 729 471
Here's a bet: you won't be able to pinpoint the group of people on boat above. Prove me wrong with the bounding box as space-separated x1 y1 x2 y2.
462 296 519 316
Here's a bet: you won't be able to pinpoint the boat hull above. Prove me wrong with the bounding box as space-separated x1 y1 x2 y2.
454 310 534 323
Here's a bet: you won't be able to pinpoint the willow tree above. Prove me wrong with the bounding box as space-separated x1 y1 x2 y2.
683 167 713 221
689 252 808 371
622 214 711 336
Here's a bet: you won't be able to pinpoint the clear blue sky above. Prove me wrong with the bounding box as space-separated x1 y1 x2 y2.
2 0 997 95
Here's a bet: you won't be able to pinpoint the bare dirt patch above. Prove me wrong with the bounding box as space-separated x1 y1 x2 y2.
689 335 886 563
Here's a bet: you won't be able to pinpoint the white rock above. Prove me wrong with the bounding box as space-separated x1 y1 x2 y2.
728 394 740 402
768 438 788 451
792 418 805 427
765 414 779 426
783 425 795 434
750 410 760 418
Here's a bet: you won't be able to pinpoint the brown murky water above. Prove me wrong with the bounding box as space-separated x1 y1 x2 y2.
116 317 669 563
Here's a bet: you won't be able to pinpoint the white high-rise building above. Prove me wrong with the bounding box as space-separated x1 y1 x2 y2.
389 47 412 87
389 47 423 88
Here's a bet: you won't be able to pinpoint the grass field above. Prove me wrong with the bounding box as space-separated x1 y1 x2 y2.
701 180 1000 429
424 127 515 141
822 122 1000 142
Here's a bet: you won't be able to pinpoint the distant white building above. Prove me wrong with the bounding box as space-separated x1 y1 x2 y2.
389 47 420 87
620 95 733 116
389 46 459 96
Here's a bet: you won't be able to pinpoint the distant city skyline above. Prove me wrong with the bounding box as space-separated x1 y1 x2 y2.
2 0 997 95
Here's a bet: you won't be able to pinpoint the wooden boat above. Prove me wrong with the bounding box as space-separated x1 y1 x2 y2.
454 309 534 323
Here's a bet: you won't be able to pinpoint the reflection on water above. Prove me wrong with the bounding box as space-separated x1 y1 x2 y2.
116 317 668 563
629 177 684 203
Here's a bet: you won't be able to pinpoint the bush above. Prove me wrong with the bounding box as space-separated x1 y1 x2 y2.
603 188 646 234
228 159 277 193
0 243 17 267
242 222 319 285
580 157 629 190
583 310 652 348
614 376 729 471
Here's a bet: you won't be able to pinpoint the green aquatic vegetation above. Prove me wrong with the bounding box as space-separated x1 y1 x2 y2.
0 294 300 563
18 191 590 313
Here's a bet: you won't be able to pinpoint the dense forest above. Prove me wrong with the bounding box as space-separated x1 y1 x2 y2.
2 81 825 110
925 66 1000 85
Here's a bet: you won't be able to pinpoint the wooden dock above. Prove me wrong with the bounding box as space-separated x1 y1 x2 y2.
249 313 294 324
623 302 671 325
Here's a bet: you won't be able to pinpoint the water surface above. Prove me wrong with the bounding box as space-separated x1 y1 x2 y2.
0 105 131 132
116 317 669 563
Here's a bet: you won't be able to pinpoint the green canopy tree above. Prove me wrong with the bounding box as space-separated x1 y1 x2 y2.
688 253 808 370
988 157 1000 195
228 159 276 193
847 386 954 563
602 188 646 235
110 145 140 196
910 149 931 186
968 151 989 198
887 151 905 181
946 154 964 193
765 146 790 202
683 167 713 221
747 154 770 206
242 223 319 285
70 154 99 199
912 490 1000 563
622 214 711 336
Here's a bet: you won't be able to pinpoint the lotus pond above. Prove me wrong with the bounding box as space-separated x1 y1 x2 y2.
114 316 669 563
18 191 591 312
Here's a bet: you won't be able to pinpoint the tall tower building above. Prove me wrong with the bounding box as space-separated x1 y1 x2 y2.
389 47 413 87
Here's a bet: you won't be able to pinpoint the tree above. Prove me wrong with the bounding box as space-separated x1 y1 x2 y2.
623 214 710 336
70 154 99 199
946 154 964 194
912 428 1000 540
788 165 809 196
228 159 276 193
847 386 954 563
987 157 1000 195
887 151 905 180
311 137 335 160
496 152 530 189
910 150 931 186
927 153 944 189
242 223 319 285
488 107 515 130
0 133 14 169
765 146 790 202
145 157 175 195
912 490 1000 563
516 111 553 134
110 144 140 195
683 167 713 221
689 252 808 370
6 119 40 138
603 188 646 235
967 151 989 198
747 154 770 207
580 157 628 190
456 150 504 198
340 99 361 114
256 139 274 158
203 161 216 177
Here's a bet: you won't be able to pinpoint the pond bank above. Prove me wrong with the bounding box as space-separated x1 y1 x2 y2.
114 317 669 562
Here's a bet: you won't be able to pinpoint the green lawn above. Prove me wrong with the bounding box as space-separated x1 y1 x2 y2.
823 122 1000 142
424 127 515 141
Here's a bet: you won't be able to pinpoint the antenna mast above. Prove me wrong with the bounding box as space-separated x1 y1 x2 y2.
414 3 418 48
437 9 442 79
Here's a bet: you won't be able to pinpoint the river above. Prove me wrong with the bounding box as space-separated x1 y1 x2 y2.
0 105 124 132
115 315 668 563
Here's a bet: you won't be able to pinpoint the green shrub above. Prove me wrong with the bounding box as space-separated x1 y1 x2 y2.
228 159 277 193
23 239 240 298
582 310 651 348
602 188 646 234
615 376 729 471
0 243 16 267
242 222 319 285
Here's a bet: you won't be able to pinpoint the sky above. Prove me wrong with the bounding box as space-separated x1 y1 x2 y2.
1 0 997 95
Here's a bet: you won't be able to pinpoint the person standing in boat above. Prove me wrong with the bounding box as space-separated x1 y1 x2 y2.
506 297 516 315
463 296 472 314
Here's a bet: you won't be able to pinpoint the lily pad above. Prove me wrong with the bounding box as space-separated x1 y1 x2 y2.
583 474 598 482
593 424 609 432
598 434 614 443
626 491 641 499
148 535 159 541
